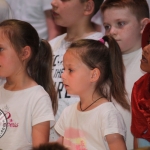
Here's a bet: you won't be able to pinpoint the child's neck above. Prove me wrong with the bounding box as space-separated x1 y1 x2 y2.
65 23 96 42
78 94 108 111
4 73 37 91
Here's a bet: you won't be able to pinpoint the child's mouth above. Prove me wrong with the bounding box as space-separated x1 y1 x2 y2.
52 11 59 18
141 55 148 63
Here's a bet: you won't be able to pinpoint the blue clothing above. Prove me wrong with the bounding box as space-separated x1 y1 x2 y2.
138 138 150 147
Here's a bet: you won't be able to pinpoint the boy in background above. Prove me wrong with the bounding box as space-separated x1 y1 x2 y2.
101 0 150 149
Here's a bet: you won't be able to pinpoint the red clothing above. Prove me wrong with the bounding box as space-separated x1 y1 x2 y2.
131 73 150 142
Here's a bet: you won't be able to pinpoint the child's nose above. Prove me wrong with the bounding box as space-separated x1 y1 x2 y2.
109 27 117 36
51 0 57 8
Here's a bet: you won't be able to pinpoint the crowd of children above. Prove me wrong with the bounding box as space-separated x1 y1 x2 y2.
0 0 150 149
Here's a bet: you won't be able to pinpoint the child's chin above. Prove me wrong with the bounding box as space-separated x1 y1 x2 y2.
67 91 77 96
140 64 150 73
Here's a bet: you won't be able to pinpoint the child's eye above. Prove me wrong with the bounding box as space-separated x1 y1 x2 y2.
117 21 125 27
0 48 4 52
104 25 111 31
68 69 73 73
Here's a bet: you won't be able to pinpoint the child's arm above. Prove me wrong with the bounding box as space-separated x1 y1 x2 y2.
57 136 64 144
106 133 127 150
134 137 138 149
32 121 50 147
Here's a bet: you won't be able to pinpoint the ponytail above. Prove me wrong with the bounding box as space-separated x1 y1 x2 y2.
29 39 58 115
103 35 130 111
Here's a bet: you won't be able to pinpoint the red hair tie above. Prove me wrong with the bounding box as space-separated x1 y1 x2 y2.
99 38 105 44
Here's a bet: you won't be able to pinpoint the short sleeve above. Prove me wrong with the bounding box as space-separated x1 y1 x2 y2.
54 108 68 136
32 95 54 126
101 108 126 138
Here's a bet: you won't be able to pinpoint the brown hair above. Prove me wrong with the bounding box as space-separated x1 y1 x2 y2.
101 0 149 21
0 19 58 114
68 36 130 111
32 142 69 150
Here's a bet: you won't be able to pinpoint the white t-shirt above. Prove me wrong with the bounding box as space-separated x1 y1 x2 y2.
0 85 54 150
91 10 105 34
112 48 145 150
0 77 6 86
55 102 126 150
49 32 103 141
6 0 52 39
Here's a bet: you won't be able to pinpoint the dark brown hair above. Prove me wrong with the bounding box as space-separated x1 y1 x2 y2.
68 35 130 111
0 19 58 114
101 0 149 21
32 142 69 150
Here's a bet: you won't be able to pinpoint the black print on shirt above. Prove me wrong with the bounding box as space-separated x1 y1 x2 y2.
0 109 7 138
55 82 70 99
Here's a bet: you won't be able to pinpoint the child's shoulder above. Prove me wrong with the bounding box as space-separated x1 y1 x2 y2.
0 85 48 99
85 32 103 40
49 33 67 47
59 103 78 119
63 103 78 112
96 102 118 113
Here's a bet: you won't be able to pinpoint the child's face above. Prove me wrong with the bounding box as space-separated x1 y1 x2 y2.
61 50 92 96
141 44 150 72
0 30 23 78
102 7 142 54
51 0 86 27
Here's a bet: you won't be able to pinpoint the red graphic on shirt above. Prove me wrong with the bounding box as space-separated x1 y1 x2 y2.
5 112 19 128
63 128 87 150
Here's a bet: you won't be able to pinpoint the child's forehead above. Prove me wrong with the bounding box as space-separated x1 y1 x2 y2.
104 6 132 14
0 29 10 42
64 50 80 59
102 7 138 22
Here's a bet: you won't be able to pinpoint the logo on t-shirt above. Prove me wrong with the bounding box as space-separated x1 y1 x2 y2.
0 109 7 138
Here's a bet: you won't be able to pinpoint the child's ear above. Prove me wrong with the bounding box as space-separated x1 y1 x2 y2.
90 68 100 82
83 0 94 16
140 18 150 34
20 46 31 61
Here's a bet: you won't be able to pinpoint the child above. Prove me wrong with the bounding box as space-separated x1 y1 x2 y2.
32 142 69 150
49 0 104 141
0 0 13 86
55 36 129 150
131 22 150 148
101 0 150 149
0 19 57 150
